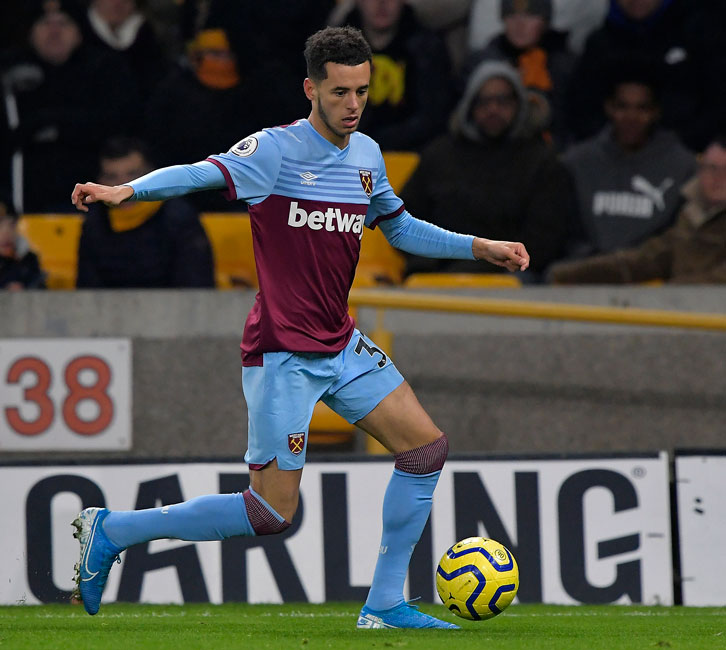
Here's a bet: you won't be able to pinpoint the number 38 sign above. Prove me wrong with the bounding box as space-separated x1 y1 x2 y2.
0 339 131 451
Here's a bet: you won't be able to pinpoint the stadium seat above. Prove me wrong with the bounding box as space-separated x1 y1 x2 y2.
17 214 83 289
355 224 406 286
381 151 420 193
308 402 356 450
403 273 523 289
200 213 257 288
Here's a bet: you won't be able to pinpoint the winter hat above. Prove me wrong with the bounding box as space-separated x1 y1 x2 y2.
29 0 87 29
500 0 552 23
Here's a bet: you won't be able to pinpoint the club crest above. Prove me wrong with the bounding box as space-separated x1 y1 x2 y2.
359 169 373 197
288 432 305 455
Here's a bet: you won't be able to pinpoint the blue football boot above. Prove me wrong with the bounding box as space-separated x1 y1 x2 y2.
357 602 461 629
71 508 123 615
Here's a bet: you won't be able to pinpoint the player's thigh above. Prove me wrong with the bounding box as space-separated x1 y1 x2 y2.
355 380 442 453
243 351 334 469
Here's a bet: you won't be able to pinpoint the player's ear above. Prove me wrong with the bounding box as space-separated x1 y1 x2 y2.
303 77 316 101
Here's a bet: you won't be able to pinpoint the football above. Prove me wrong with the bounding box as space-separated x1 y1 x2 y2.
436 536 519 620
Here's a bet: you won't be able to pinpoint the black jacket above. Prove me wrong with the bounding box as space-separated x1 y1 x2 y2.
0 45 140 212
76 199 214 288
0 249 44 289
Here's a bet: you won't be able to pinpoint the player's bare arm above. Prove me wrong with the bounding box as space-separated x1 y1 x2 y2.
472 237 530 272
71 182 134 212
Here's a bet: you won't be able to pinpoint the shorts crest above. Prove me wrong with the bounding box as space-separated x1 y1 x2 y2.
288 432 305 455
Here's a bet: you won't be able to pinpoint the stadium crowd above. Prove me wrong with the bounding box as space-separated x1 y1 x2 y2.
2 0 726 289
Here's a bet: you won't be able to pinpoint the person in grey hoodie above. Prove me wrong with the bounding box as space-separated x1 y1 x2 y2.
561 69 695 259
400 60 572 278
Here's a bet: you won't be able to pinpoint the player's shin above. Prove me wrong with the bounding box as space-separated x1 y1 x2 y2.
365 434 449 612
101 491 267 548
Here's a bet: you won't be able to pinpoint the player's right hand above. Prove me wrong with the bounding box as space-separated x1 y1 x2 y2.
71 183 134 212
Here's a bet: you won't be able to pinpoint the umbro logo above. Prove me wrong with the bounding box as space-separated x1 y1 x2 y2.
300 171 318 186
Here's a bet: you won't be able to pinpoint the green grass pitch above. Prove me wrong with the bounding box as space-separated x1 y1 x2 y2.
0 603 724 649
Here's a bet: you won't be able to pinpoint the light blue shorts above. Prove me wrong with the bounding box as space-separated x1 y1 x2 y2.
242 329 404 470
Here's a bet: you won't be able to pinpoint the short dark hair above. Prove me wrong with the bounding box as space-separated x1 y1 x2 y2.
604 59 663 105
304 26 372 82
99 136 153 165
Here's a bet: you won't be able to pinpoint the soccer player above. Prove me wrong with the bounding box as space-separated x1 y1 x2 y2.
70 26 529 628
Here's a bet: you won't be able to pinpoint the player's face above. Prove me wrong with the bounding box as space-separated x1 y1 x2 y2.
606 83 659 151
305 62 370 148
472 77 519 140
698 144 726 206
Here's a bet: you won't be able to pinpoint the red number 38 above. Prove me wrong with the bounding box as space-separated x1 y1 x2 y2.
4 355 113 436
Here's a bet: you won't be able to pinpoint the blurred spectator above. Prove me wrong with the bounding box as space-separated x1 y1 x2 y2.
143 28 271 211
567 0 726 152
76 137 214 288
333 0 453 150
550 135 726 284
84 0 169 95
466 0 576 148
400 61 571 278
332 0 472 73
0 0 140 213
468 0 609 55
181 0 334 122
0 205 45 290
562 69 695 258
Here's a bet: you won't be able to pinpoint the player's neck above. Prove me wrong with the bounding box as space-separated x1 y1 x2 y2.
307 112 350 150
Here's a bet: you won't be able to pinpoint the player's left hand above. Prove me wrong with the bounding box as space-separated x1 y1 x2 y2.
472 238 530 272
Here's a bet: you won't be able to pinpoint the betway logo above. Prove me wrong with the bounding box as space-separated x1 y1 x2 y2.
288 201 365 238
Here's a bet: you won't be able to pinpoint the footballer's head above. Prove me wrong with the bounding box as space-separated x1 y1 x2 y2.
303 27 373 147
304 26 372 83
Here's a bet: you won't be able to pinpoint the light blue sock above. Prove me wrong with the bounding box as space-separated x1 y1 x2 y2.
365 468 440 611
102 493 255 549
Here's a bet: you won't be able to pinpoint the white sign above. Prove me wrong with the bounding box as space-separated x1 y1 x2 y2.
0 339 132 450
675 453 726 606
1 455 673 606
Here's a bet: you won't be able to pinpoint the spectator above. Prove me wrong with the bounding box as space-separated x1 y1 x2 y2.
180 0 334 122
0 205 45 290
333 0 453 150
400 60 571 278
567 0 726 152
83 0 169 95
0 0 140 213
467 0 609 55
76 137 215 288
550 136 726 284
466 0 576 148
562 69 695 258
143 28 273 210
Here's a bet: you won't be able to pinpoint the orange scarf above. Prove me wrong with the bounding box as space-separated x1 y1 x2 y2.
195 56 240 90
518 48 552 92
108 201 162 232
